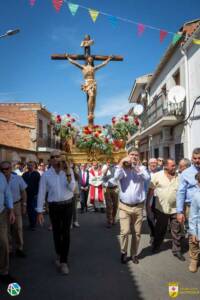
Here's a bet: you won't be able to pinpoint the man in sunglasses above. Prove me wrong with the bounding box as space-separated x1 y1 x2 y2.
0 164 15 284
36 150 75 275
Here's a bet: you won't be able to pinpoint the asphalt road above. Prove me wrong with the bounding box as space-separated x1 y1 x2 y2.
1 210 200 300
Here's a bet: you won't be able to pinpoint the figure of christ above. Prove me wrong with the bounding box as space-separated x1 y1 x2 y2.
65 54 113 126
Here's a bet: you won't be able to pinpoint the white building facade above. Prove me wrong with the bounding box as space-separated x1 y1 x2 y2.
127 20 200 162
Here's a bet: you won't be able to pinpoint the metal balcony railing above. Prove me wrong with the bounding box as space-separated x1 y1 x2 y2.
37 134 62 150
140 93 185 130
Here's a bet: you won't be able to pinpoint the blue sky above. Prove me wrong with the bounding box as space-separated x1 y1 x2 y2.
0 0 200 125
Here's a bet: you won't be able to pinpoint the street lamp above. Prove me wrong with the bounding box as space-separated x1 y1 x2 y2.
0 29 20 39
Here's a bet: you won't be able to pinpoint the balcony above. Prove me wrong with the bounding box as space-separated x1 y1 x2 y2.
139 92 185 134
127 93 185 144
37 134 63 151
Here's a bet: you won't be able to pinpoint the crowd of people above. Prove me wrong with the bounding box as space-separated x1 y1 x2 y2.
0 147 200 284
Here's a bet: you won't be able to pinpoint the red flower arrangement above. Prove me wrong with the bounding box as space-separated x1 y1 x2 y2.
51 113 79 138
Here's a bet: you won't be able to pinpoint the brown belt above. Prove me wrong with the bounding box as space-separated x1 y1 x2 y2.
49 199 73 206
14 199 21 205
120 200 143 207
107 186 118 189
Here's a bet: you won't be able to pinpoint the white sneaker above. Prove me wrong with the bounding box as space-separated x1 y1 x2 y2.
60 263 69 275
73 222 80 228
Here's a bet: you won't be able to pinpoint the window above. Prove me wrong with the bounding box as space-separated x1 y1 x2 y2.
175 143 184 164
20 157 26 163
154 148 159 158
47 124 51 138
163 146 170 159
39 119 43 138
173 69 180 85
140 152 144 162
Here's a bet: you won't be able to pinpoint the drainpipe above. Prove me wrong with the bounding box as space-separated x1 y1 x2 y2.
146 88 152 157
148 135 152 158
180 46 191 158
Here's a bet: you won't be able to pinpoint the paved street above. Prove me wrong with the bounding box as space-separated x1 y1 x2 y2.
1 210 200 300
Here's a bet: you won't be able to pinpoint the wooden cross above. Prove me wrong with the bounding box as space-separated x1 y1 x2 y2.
51 34 123 62
51 35 123 126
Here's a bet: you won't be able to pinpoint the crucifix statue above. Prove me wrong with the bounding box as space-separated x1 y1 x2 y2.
51 35 123 126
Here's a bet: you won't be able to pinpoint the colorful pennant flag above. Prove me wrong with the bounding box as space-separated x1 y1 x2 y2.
193 39 200 45
160 30 168 43
108 15 118 28
29 0 36 6
172 33 182 45
68 2 79 16
89 9 99 23
27 0 180 44
137 23 145 36
52 0 63 12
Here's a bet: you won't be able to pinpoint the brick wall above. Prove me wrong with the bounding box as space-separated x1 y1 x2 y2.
0 103 39 127
0 103 39 151
0 120 36 151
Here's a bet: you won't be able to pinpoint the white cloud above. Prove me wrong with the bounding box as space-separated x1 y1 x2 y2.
95 92 132 118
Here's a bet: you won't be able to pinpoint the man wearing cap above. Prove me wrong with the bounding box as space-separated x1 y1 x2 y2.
36 150 75 275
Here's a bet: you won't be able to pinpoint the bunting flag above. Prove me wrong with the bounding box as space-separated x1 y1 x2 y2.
108 15 118 28
193 39 200 45
172 33 182 45
137 23 145 36
160 30 168 43
52 0 63 12
68 2 79 16
27 0 179 44
29 0 36 6
89 9 99 23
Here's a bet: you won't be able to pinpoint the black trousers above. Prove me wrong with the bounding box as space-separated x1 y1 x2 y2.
27 195 37 229
147 196 156 238
80 190 88 211
153 209 182 254
49 201 73 263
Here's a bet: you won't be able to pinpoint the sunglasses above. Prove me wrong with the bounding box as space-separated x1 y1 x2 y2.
1 167 10 171
51 155 60 159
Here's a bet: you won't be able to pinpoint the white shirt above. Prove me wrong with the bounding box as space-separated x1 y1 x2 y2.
14 169 23 176
114 166 150 204
8 174 27 203
89 169 103 187
36 167 75 213
102 164 118 187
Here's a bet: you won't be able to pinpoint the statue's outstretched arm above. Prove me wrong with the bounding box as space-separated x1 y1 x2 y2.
66 54 83 70
94 56 113 71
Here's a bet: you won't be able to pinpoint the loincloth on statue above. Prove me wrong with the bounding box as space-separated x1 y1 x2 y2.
81 79 97 96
